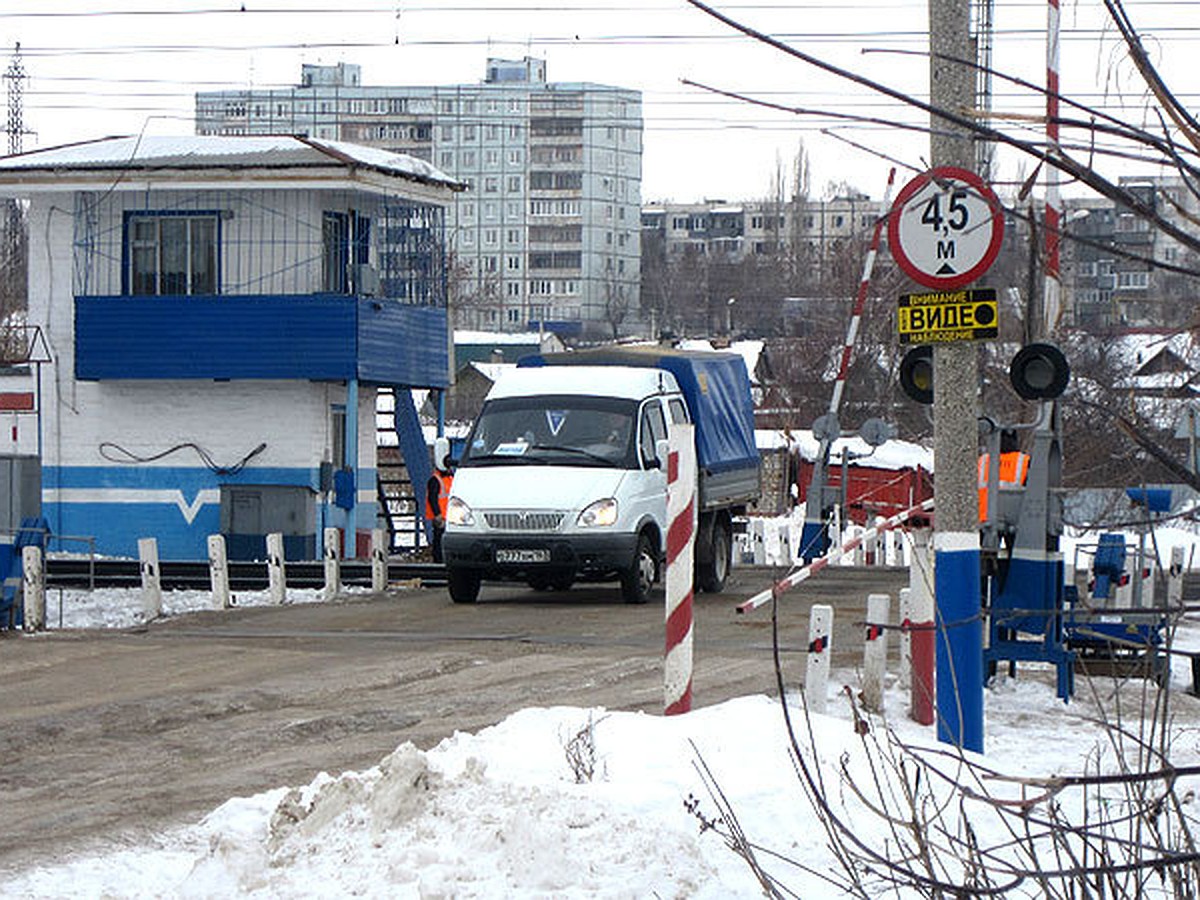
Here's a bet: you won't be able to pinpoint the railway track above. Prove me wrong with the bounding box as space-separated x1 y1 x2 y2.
45 558 447 591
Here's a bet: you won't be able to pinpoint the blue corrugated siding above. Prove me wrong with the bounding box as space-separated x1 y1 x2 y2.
75 294 449 386
357 299 449 387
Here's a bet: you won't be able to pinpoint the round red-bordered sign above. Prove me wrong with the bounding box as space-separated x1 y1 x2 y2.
887 166 1005 290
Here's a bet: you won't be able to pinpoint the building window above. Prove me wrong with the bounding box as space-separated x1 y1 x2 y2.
507 175 521 192
507 228 521 245
506 281 521 296
506 307 521 324
320 211 370 294
126 212 219 295
1117 271 1149 289
507 255 521 270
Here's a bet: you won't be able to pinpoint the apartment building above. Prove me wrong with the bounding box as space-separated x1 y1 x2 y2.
1063 176 1200 330
196 58 642 337
641 193 887 267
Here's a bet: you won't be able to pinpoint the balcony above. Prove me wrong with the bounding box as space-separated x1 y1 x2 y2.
75 294 449 387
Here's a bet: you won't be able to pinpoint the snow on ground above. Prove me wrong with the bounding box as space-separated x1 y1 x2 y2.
6 516 1200 897
4 655 1200 898
36 585 370 631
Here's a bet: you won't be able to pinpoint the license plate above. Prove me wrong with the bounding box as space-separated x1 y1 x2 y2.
495 548 550 564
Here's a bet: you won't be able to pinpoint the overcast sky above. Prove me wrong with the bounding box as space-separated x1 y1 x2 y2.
0 1 1194 203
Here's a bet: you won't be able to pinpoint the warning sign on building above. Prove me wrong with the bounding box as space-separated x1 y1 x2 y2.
897 288 998 345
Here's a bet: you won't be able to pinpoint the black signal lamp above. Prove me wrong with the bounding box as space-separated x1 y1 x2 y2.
1009 342 1070 400
899 345 934 405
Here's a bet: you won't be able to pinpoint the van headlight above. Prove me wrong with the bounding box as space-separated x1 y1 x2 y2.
446 496 475 526
577 498 618 527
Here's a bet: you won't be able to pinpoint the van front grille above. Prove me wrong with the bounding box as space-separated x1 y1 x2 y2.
484 510 565 531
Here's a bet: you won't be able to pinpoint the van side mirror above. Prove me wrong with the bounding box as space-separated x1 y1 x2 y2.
653 437 670 470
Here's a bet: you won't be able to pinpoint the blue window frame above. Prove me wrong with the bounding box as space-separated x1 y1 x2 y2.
123 210 221 296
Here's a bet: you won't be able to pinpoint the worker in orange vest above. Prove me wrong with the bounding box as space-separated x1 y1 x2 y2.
978 430 1030 522
426 436 453 563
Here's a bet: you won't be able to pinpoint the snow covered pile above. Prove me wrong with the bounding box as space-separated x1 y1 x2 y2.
7 667 1200 898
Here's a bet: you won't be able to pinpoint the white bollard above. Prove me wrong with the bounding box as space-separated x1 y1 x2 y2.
862 593 890 715
750 518 767 566
138 537 162 621
1116 571 1133 607
323 527 341 601
805 604 833 715
267 532 288 605
1168 545 1185 605
852 530 865 567
371 528 388 593
1143 563 1158 608
22 545 44 632
898 586 913 690
207 534 231 610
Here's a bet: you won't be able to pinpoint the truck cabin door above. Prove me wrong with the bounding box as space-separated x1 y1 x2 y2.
631 398 670 528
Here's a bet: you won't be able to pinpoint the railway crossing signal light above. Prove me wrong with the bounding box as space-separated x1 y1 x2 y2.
899 345 934 405
1009 342 1070 401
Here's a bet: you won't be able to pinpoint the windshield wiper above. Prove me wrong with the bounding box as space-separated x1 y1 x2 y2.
462 452 535 465
529 443 614 464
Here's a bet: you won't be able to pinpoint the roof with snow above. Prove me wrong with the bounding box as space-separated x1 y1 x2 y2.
0 135 465 192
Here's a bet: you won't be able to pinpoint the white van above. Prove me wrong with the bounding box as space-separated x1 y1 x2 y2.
442 365 686 604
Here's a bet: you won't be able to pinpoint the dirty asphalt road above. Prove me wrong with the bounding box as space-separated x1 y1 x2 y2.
0 565 908 871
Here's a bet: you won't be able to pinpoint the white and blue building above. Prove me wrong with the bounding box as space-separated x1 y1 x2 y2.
0 135 461 560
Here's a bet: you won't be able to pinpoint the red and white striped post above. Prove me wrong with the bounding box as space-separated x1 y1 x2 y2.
664 423 697 716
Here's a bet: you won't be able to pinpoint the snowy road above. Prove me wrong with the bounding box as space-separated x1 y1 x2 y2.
0 565 907 871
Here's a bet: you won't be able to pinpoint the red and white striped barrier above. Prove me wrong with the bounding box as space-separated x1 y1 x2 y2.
664 423 697 715
1043 0 1063 334
828 168 897 415
737 497 935 615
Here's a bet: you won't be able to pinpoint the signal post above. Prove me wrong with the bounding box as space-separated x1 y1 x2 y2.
890 161 1004 752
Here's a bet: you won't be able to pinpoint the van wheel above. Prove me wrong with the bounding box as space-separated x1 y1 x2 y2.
447 568 481 604
621 533 657 604
697 518 731 594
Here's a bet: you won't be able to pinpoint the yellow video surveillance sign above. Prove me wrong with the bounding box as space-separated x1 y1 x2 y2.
897 288 998 344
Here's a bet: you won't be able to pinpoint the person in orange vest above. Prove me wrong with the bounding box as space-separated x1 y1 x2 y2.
978 430 1030 522
426 436 453 563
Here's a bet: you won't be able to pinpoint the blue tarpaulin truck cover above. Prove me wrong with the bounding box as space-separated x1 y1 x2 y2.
517 347 760 475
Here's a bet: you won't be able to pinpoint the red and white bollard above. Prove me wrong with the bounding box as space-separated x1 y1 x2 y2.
805 604 833 714
664 423 696 716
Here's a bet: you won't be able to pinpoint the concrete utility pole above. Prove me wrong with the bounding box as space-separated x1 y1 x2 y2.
929 0 985 752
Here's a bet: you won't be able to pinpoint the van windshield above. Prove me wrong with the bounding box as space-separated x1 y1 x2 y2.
460 395 638 469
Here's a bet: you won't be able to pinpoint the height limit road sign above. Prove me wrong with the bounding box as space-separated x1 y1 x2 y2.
888 167 1005 290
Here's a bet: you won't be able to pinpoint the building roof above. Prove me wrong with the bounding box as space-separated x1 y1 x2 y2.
0 135 465 192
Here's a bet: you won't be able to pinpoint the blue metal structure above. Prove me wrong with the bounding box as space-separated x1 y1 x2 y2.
76 295 448 387
393 387 434 545
981 403 1076 701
